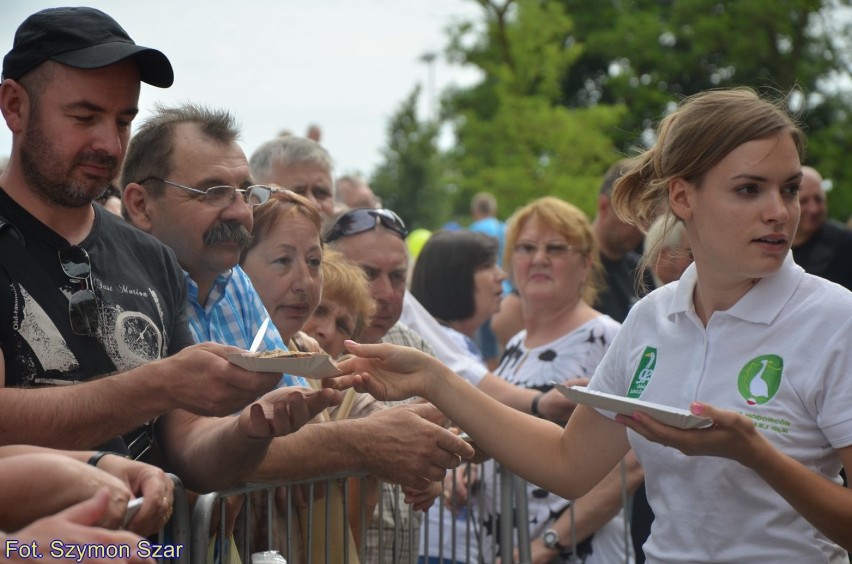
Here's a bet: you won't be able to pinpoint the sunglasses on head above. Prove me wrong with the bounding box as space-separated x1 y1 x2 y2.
324 208 408 243
58 245 100 336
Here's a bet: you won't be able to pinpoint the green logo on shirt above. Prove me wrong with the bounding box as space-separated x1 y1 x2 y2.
627 347 657 398
737 354 783 405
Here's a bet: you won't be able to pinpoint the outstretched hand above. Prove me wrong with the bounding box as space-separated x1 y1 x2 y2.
238 387 342 439
616 402 767 467
327 341 451 402
402 481 443 512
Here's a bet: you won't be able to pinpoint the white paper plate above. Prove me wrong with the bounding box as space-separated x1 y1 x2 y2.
228 352 341 379
552 383 713 430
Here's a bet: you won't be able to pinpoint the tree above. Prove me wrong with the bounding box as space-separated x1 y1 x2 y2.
375 0 852 224
370 86 450 230
442 0 625 219
553 0 852 218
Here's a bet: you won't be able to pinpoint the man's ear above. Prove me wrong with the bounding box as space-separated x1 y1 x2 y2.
669 177 693 222
596 193 611 217
0 79 30 134
122 183 154 232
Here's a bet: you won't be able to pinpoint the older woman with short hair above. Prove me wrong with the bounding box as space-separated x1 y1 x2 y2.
303 249 376 359
481 196 641 564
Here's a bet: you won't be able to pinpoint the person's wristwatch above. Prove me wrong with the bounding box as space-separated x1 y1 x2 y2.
541 528 571 556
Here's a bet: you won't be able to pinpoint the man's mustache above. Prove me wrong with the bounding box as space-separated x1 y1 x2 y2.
203 221 252 250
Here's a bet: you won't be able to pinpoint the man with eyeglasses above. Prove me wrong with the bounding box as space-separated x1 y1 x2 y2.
249 135 337 218
0 6 335 506
122 104 475 557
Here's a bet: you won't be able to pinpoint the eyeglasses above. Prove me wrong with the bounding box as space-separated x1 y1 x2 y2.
59 246 100 336
512 242 576 258
139 176 273 207
324 208 408 243
289 184 333 202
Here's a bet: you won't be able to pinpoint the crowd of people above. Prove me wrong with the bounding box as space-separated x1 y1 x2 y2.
1 6 851 564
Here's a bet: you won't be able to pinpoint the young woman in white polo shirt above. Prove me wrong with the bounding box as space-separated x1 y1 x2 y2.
332 87 852 563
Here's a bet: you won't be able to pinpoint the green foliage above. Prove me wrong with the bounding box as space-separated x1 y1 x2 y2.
554 0 852 218
442 0 624 220
370 86 450 231
372 0 852 224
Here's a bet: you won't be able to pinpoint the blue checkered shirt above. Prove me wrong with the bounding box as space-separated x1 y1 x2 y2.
184 265 307 387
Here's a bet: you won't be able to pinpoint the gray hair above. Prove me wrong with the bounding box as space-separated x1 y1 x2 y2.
249 136 334 187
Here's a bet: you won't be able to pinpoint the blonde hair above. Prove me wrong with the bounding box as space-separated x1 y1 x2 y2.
644 214 689 287
320 249 376 341
504 196 604 304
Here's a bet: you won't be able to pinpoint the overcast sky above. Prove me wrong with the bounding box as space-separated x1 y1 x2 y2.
1 0 483 176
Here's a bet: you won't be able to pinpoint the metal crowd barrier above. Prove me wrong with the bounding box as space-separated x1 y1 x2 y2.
191 471 372 564
158 462 631 564
157 473 190 564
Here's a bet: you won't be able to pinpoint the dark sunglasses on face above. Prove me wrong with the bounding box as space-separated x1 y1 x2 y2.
58 246 100 336
324 208 408 243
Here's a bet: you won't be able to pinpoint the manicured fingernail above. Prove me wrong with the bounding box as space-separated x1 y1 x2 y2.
690 402 704 415
344 340 356 347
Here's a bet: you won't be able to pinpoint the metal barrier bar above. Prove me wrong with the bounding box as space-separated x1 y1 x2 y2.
177 459 631 563
156 473 190 564
190 471 368 564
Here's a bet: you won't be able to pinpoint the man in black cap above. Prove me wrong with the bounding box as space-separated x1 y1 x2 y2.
0 6 336 529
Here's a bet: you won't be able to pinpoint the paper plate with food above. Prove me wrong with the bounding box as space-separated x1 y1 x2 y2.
228 349 341 379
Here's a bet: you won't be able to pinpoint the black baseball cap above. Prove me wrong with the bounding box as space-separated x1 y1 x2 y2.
2 7 173 88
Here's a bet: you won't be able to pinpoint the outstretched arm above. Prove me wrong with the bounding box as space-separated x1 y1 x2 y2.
0 343 283 449
621 403 852 551
251 402 475 490
332 341 630 499
0 446 173 536
157 386 342 492
0 452 131 532
477 372 588 422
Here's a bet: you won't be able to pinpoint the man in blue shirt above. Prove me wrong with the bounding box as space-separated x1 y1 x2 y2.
122 103 474 493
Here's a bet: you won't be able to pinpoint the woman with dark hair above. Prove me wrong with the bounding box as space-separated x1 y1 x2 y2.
411 230 505 564
411 230 505 345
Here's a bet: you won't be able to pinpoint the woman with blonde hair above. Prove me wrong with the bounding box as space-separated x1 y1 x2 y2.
480 197 640 564
332 88 852 561
643 214 692 287
303 249 376 359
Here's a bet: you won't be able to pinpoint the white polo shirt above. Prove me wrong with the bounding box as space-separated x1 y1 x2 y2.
588 253 852 563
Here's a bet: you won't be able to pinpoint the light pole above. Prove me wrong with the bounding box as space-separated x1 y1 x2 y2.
419 51 438 121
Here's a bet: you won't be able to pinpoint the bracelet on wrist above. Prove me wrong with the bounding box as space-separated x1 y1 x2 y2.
531 392 544 418
87 451 113 467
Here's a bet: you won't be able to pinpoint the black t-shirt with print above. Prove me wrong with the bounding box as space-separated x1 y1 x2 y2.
0 187 194 388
